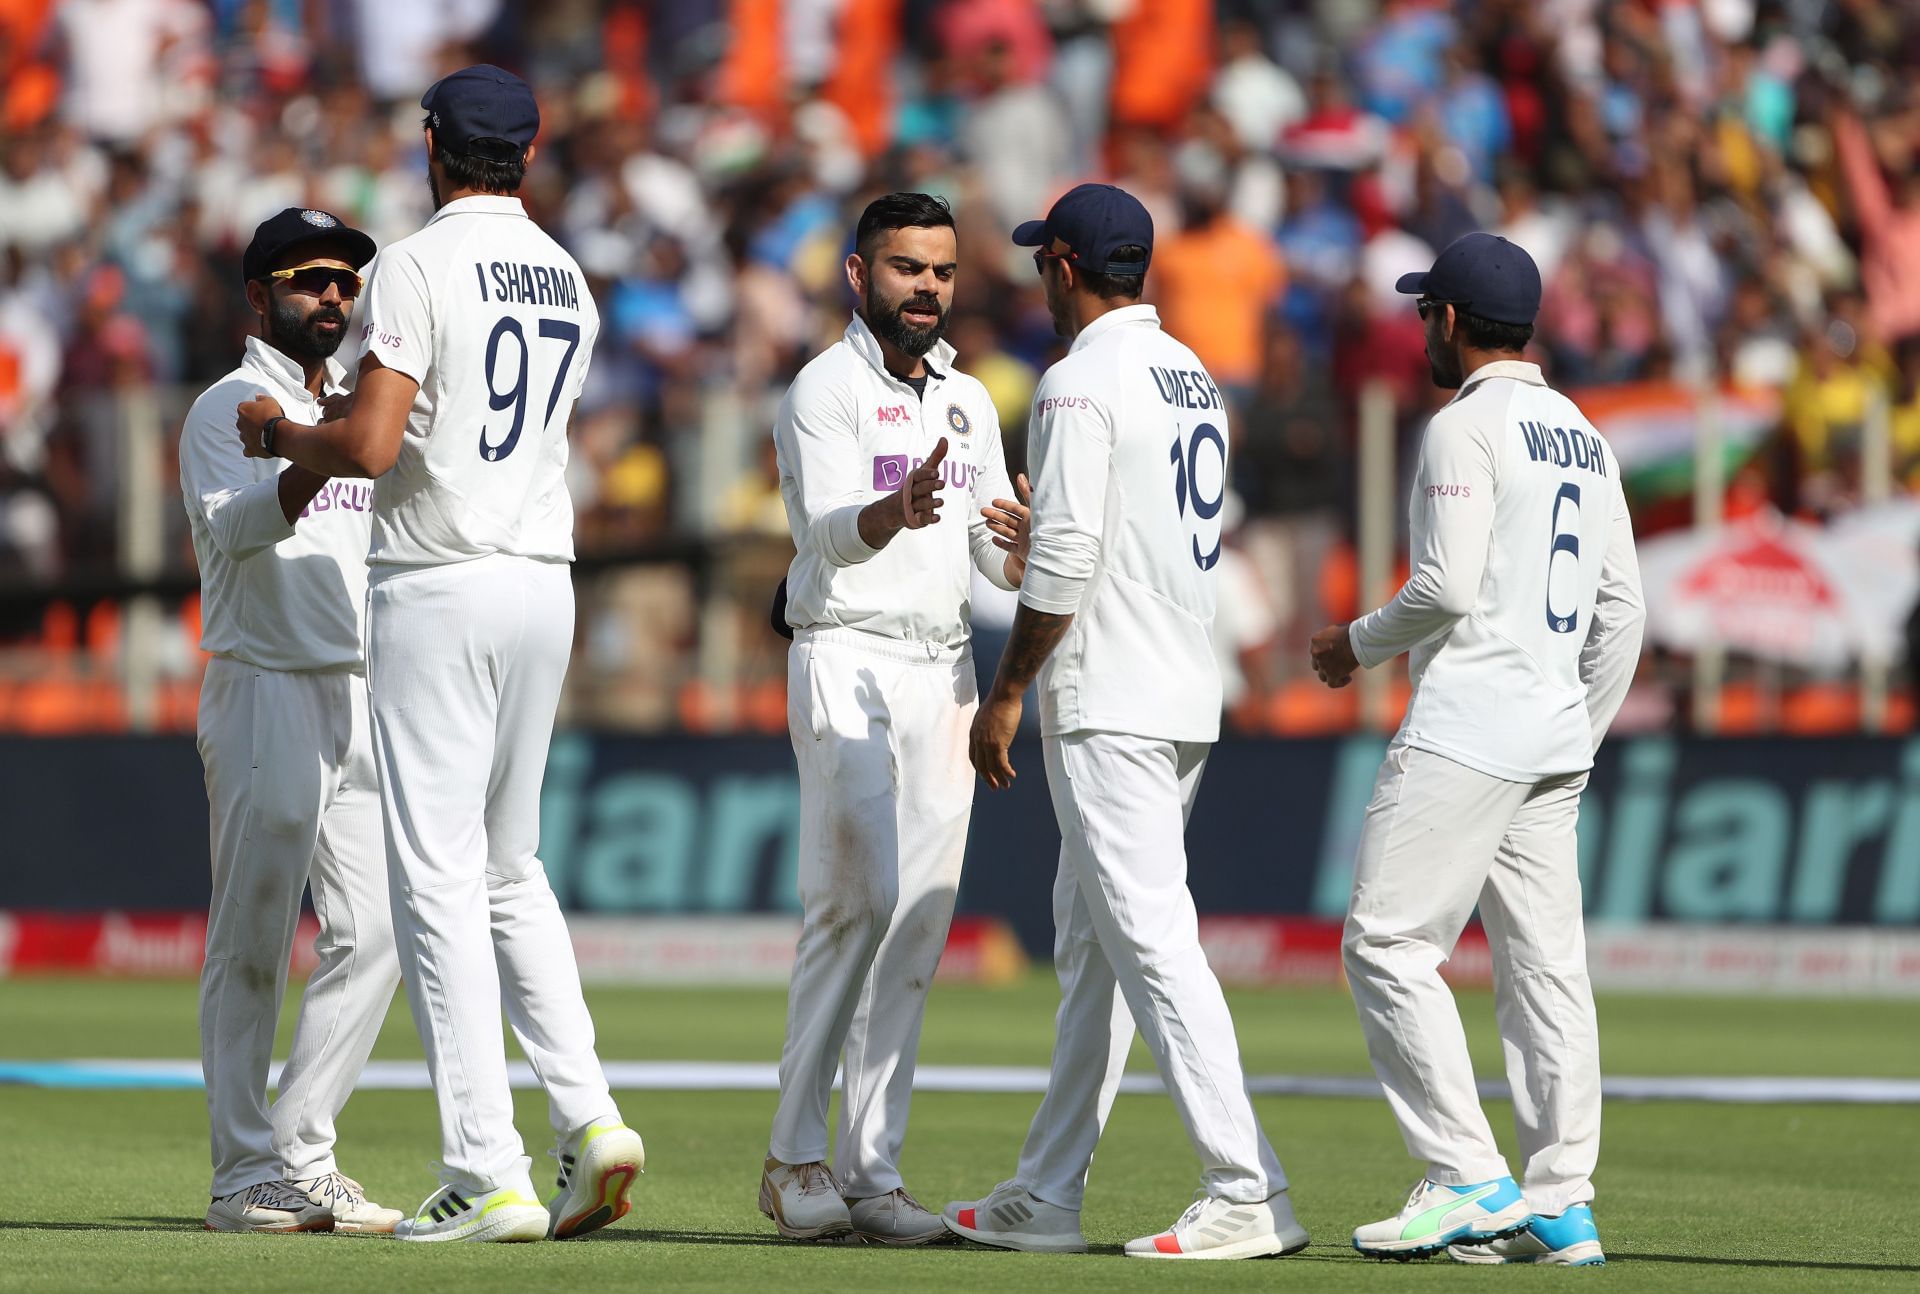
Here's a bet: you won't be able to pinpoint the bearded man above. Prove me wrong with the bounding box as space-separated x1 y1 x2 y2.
757 192 1032 1247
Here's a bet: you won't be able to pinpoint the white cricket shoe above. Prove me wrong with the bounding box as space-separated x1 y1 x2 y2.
289 1171 402 1234
204 1179 335 1233
1448 1203 1606 1266
1353 1176 1533 1259
847 1188 952 1246
759 1158 853 1241
546 1120 645 1239
1124 1190 1311 1260
943 1180 1087 1253
394 1168 548 1243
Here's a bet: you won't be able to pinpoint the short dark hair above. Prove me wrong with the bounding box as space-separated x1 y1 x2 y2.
1077 244 1148 301
855 192 955 262
1456 310 1533 353
425 114 527 194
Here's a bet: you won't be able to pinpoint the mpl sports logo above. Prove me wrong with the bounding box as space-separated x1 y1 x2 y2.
872 453 983 493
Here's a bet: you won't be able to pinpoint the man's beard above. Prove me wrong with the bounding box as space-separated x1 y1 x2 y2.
1427 341 1463 389
865 286 948 358
269 296 348 362
427 168 443 211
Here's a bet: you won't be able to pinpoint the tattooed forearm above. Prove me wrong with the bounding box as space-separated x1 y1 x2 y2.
988 603 1074 700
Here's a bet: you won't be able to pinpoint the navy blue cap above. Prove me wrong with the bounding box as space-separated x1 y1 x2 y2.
1011 183 1154 276
242 207 376 284
1395 231 1541 326
422 64 539 163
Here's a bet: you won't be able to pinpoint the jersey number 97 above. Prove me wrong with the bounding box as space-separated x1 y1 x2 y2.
479 316 581 462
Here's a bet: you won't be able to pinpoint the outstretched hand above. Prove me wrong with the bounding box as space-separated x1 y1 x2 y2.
983 472 1032 583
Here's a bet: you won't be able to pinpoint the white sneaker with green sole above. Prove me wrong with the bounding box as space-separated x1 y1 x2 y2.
394 1169 549 1243
1352 1177 1533 1259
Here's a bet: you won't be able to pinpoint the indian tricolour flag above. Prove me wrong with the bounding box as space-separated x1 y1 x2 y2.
1570 382 1783 529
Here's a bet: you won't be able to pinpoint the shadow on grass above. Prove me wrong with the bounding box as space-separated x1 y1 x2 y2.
1620 1252 1920 1274
0 1216 203 1232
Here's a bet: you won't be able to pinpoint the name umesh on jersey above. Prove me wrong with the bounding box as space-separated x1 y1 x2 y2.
472 259 584 310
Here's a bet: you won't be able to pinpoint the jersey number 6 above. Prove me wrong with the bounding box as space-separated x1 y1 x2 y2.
1170 420 1227 571
1546 481 1581 634
479 316 582 462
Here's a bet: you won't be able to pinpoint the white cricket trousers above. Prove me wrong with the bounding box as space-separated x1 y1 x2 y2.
769 627 977 1198
197 656 400 1198
1015 731 1287 1209
368 554 618 1192
1343 740 1600 1217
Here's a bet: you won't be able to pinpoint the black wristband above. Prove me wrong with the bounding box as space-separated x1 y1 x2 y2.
261 415 284 457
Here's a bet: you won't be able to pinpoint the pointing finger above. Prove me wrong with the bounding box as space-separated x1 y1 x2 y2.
924 436 950 470
1015 472 1031 504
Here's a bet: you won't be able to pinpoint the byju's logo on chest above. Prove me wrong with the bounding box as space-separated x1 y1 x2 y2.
872 452 982 493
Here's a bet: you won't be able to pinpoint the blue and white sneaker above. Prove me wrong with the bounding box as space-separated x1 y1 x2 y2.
1352 1176 1533 1259
1449 1203 1606 1266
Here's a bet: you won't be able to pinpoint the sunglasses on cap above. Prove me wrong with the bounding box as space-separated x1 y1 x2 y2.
266 263 363 298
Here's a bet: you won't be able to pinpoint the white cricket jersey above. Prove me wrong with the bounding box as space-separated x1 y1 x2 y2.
1349 360 1646 782
180 336 371 673
352 195 598 566
775 313 1016 651
1019 304 1225 743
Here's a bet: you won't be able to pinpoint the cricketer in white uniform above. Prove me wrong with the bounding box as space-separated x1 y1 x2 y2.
185 208 402 1236
761 192 1030 1246
949 184 1309 1262
235 66 644 1245
1310 232 1644 1266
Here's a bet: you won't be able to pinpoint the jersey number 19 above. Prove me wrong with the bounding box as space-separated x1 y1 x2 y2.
1170 419 1227 571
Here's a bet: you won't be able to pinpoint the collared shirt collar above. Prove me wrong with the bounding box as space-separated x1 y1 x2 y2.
242 335 340 404
1456 359 1547 397
843 311 955 386
425 194 528 227
1069 302 1160 355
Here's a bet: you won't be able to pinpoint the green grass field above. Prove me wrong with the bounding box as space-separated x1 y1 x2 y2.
3 976 1917 1292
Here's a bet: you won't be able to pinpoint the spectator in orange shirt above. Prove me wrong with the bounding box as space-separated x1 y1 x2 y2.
1110 0 1214 135
1152 142 1285 397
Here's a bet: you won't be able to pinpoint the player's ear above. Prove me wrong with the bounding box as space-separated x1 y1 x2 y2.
844 252 867 299
244 279 268 318
523 142 537 168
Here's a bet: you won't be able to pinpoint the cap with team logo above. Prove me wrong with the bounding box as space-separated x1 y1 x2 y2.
241 207 377 285
1395 231 1542 326
421 63 540 163
1011 182 1154 276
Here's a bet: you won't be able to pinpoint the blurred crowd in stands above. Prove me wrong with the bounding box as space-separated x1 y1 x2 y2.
2 0 1919 733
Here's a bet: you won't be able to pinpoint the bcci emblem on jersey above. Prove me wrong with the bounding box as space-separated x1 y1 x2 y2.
946 403 972 439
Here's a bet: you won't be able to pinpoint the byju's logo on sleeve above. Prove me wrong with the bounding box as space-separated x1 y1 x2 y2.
873 455 910 489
